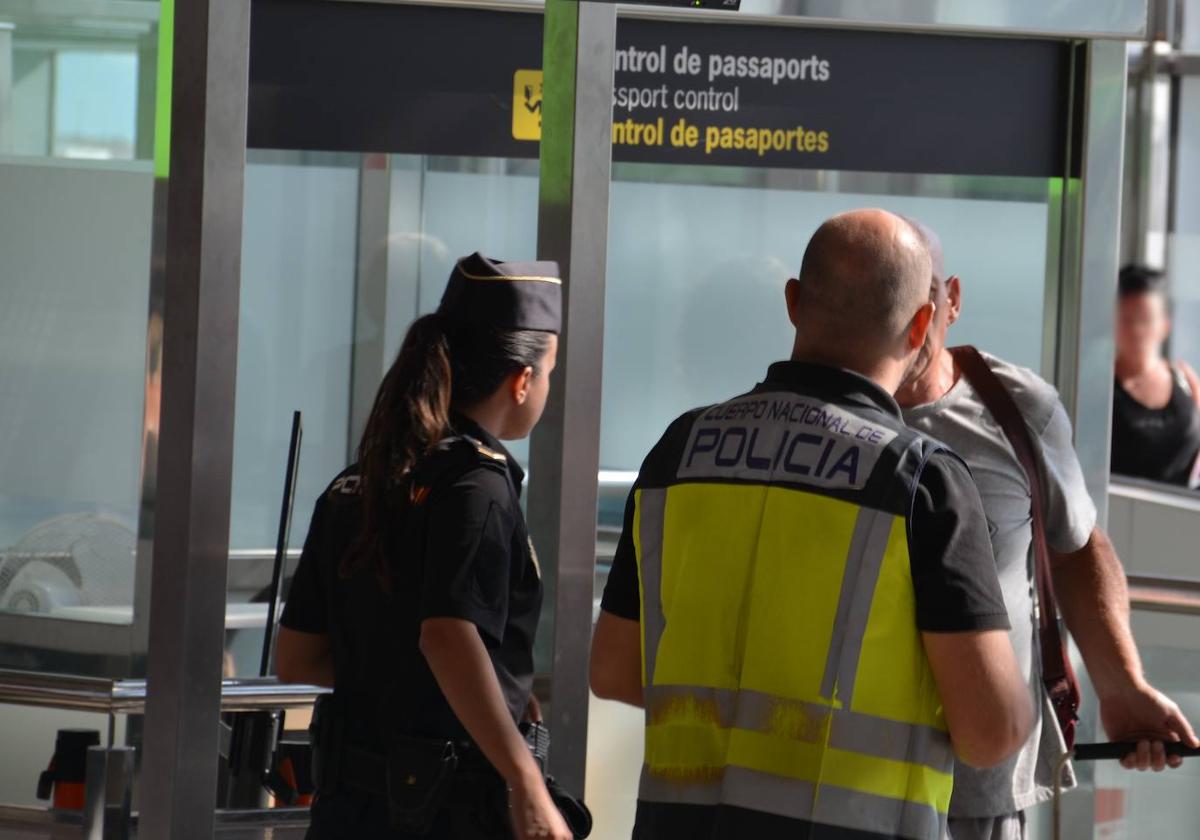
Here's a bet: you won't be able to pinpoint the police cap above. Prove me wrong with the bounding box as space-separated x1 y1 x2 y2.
438 253 562 334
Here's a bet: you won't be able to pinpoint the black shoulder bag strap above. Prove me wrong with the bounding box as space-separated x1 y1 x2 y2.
950 345 1081 749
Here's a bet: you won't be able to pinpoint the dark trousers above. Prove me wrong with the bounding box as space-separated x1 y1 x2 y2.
306 774 512 840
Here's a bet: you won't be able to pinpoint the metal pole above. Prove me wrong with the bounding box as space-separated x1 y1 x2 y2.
138 0 251 836
261 411 303 678
349 153 393 454
136 31 158 161
0 23 13 155
83 746 134 840
529 0 616 795
1069 39 1129 528
1049 39 1130 840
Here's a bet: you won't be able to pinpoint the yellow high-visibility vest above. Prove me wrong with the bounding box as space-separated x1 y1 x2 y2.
632 379 956 840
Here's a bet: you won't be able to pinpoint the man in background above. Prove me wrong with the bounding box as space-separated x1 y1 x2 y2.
894 221 1198 840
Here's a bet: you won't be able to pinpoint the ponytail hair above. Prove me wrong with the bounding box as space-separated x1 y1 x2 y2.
341 314 552 585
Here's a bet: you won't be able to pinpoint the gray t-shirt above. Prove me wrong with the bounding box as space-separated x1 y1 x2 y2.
902 351 1097 818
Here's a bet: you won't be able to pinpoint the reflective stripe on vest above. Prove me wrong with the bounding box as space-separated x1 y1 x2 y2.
634 482 952 840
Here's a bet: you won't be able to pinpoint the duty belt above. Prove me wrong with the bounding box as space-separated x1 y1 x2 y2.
336 741 496 797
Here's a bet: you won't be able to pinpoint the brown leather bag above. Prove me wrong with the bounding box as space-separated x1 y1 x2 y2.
950 345 1082 749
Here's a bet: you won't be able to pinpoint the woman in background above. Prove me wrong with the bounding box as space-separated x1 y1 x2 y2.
1112 265 1200 487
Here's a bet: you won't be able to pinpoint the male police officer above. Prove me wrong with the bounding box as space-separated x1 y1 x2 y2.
591 209 1034 840
894 222 1199 840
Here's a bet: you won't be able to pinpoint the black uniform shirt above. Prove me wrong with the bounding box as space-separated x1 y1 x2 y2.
601 361 1009 634
281 414 543 745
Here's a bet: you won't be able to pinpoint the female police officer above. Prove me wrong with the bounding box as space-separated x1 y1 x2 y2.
275 253 572 840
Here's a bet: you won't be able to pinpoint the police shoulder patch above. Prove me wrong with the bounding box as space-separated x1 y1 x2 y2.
464 436 508 466
329 473 363 496
413 435 509 491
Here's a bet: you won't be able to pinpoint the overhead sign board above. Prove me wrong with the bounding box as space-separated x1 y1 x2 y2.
249 0 1075 178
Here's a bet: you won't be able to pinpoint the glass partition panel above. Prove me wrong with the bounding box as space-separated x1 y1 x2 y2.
227 152 540 677
1090 612 1200 838
0 3 160 634
224 150 360 675
1170 78 1200 374
1134 77 1200 494
0 159 151 623
600 167 1050 478
0 0 161 813
232 151 360 555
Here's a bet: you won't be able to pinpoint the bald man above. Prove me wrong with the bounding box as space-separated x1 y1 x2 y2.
591 210 1033 840
896 222 1198 840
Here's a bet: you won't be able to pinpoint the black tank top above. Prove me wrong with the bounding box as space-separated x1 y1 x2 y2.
1111 366 1200 486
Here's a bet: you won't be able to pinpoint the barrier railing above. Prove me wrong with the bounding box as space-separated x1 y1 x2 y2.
0 669 326 715
1127 574 1200 617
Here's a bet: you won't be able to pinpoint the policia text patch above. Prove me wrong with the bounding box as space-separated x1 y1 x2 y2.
679 394 899 490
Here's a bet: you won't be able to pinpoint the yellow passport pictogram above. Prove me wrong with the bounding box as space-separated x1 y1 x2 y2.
512 69 543 141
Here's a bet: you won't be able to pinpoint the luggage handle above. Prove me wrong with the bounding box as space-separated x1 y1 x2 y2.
1072 741 1200 761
